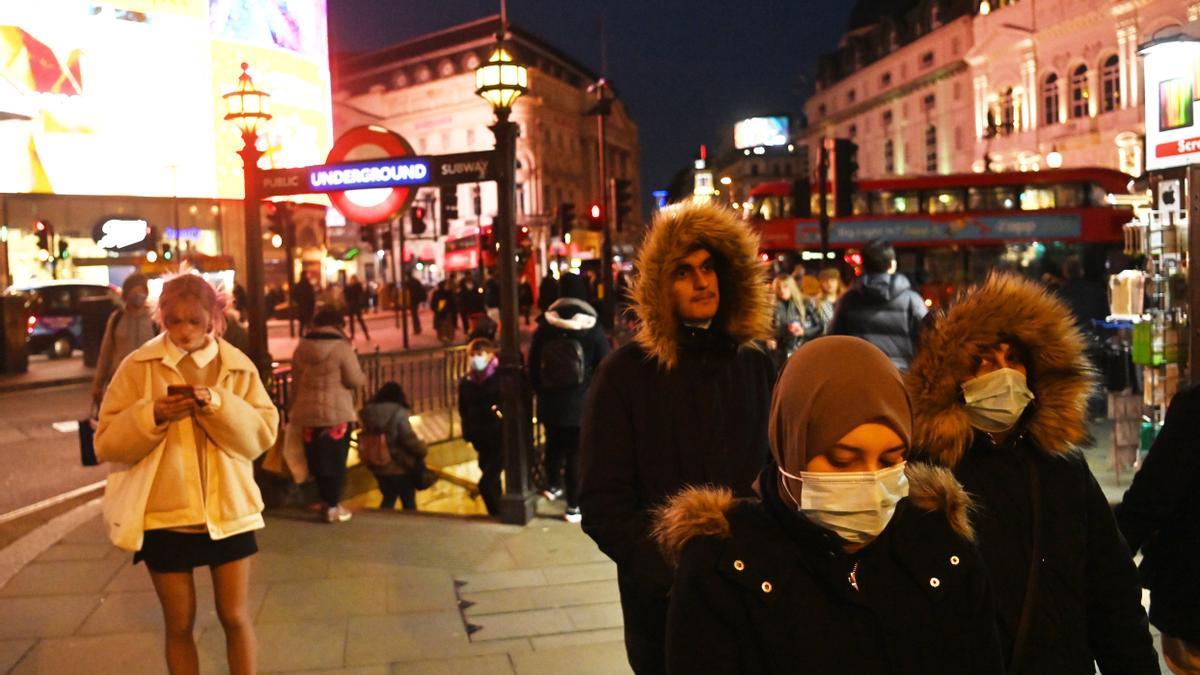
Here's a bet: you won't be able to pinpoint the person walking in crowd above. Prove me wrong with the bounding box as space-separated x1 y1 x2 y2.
291 273 316 333
459 338 504 516
288 308 367 524
92 272 157 405
538 271 559 314
360 381 428 511
431 279 458 346
1116 385 1200 674
483 275 501 327
580 201 776 674
458 278 482 334
828 239 927 371
768 272 820 367
907 273 1158 674
94 272 278 675
404 272 427 335
654 336 1003 674
343 274 371 342
529 272 609 523
518 274 534 326
814 267 844 331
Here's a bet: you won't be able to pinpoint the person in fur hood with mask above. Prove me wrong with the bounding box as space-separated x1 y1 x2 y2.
653 336 1003 674
907 272 1158 674
579 201 776 674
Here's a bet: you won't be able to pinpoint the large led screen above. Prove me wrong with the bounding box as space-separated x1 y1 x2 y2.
1144 37 1200 171
734 116 790 149
0 1 332 199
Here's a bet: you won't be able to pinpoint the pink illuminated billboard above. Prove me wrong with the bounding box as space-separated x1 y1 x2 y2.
0 1 332 199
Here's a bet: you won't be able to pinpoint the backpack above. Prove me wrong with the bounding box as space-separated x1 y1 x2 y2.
358 429 392 468
539 335 586 388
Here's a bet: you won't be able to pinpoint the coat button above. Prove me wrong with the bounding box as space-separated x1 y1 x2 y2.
949 555 960 566
733 560 745 571
761 581 773 593
929 577 941 588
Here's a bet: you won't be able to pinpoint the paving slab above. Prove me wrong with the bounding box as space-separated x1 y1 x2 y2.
510 640 632 675
454 568 548 593
529 628 625 651
258 576 389 622
0 639 33 673
467 607 572 642
385 567 458 614
9 631 166 675
0 594 99 638
0 556 123 596
283 667 392 675
540 561 617 585
198 617 348 673
565 602 624 631
463 580 619 616
343 611 468 666
35 541 114 561
389 653 514 675
77 584 269 636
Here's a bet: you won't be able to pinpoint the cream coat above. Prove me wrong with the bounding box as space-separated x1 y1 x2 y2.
95 333 279 550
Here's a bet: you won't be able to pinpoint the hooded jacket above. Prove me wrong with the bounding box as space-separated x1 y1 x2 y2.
653 463 1002 675
579 202 775 669
528 297 610 427
907 273 1157 675
829 272 927 370
288 326 367 428
359 401 427 476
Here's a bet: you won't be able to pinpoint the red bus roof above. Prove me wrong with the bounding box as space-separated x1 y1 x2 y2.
747 167 1133 198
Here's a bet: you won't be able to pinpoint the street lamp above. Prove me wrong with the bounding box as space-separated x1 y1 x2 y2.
223 62 272 378
475 33 535 525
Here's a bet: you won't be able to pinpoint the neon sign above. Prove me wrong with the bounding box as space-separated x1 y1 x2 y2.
94 218 150 250
308 158 431 191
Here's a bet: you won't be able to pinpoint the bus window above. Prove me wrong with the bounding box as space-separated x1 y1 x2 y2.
1019 188 1055 211
1056 184 1083 207
968 186 1019 210
925 190 965 214
882 191 921 215
852 192 879 215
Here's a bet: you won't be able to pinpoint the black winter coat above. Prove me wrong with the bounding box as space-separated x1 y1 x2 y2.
458 370 501 445
528 298 609 428
1116 385 1200 645
580 330 775 599
431 288 457 322
829 272 927 370
954 435 1158 674
770 297 821 363
657 465 1003 675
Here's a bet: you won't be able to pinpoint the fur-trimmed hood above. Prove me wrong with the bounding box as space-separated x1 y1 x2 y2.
906 272 1096 468
630 201 772 369
653 463 974 567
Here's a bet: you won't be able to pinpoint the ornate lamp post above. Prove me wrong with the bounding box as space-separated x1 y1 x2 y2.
476 33 536 524
222 63 272 377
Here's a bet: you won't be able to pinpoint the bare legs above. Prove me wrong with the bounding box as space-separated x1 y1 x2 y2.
149 555 257 675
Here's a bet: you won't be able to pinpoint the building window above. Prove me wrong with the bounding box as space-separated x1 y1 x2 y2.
848 123 857 138
1070 64 1089 118
920 51 934 69
817 103 827 117
923 94 936 112
848 89 857 103
882 110 893 126
1042 73 1059 125
954 126 963 151
925 125 937 172
884 139 895 174
1101 54 1120 113
999 87 1015 134
881 72 892 87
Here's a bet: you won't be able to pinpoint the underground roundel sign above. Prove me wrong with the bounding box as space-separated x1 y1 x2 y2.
325 125 421 225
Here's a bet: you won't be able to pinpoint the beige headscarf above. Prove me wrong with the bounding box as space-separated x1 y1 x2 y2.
769 336 913 473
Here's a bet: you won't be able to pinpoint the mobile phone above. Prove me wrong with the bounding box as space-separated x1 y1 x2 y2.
167 385 195 399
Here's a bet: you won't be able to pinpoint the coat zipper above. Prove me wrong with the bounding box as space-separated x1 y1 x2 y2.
848 560 860 591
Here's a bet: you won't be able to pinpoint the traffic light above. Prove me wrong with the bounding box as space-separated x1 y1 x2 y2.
411 205 427 235
57 239 69 260
832 138 859 217
559 202 576 238
587 201 603 231
34 220 50 251
440 190 458 236
161 244 173 261
360 223 377 248
613 179 632 231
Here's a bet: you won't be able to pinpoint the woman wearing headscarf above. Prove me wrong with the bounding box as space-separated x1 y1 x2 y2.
654 336 1002 674
907 273 1158 674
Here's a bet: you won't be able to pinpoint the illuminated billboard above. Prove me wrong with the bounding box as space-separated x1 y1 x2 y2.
0 1 332 199
1142 35 1200 171
734 116 790 149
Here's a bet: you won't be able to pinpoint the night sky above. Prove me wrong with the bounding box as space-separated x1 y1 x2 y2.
327 1 855 212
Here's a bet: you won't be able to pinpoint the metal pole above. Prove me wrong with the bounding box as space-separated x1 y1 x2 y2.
399 215 410 350
492 107 535 525
390 218 401 330
285 204 296 338
596 84 613 330
1188 165 1200 385
818 139 830 258
239 132 270 379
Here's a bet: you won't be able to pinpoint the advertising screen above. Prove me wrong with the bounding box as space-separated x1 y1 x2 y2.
1143 37 1200 171
0 1 332 199
734 116 790 149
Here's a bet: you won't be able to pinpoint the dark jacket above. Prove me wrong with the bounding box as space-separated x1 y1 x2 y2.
431 287 457 322
1116 384 1200 644
770 297 821 363
458 367 501 445
458 284 484 315
907 273 1158 675
829 272 927 370
359 401 427 476
580 201 775 615
529 298 609 428
344 281 367 312
654 464 1003 675
537 274 559 312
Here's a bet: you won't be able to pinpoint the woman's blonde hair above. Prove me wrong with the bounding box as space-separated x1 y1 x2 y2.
154 271 228 337
771 274 806 319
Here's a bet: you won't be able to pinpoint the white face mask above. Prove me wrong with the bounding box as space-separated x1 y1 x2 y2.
961 367 1034 433
779 462 909 544
470 354 492 372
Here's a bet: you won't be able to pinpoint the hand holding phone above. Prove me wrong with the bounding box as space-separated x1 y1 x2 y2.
167 385 195 399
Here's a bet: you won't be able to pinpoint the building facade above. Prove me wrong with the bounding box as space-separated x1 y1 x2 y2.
333 17 640 283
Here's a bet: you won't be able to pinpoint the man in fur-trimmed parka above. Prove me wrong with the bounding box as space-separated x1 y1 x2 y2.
580 201 775 674
907 273 1158 674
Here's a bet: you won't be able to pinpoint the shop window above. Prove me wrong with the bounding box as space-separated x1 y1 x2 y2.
1101 54 1120 113
925 125 938 173
1042 73 1059 125
1070 64 1089 119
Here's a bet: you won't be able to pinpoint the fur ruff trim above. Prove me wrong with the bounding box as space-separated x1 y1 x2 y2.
630 202 772 369
906 272 1096 468
652 464 975 568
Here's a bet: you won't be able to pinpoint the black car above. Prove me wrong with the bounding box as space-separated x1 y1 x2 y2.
3 281 120 358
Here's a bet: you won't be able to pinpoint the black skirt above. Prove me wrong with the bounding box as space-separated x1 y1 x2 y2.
133 529 258 573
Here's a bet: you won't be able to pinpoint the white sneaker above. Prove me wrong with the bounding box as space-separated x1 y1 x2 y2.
542 487 563 502
563 507 582 524
325 506 352 523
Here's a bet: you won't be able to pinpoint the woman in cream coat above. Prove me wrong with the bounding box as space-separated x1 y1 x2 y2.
95 273 278 675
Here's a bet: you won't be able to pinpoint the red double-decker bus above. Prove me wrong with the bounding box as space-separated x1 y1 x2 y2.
443 224 538 284
745 167 1137 307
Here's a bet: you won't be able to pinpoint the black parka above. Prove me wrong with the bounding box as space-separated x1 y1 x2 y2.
1116 384 1200 645
907 273 1158 675
528 298 609 428
829 272 927 371
655 464 1003 675
457 368 501 445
